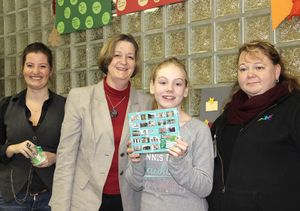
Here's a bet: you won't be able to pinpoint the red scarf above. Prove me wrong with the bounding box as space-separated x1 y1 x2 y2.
227 83 289 124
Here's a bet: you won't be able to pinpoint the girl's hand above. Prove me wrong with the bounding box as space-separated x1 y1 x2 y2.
169 138 188 157
33 151 56 168
6 141 36 158
127 140 141 163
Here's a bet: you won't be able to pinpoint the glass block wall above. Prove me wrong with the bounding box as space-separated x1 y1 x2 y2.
0 0 300 117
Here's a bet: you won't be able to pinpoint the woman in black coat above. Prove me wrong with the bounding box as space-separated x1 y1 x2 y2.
207 40 300 211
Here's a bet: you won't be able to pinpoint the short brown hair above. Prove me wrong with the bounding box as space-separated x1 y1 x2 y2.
98 34 140 78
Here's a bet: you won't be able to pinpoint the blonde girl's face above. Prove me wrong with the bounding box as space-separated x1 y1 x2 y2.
150 63 188 110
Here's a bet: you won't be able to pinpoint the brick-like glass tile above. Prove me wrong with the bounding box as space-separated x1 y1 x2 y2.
217 54 238 83
216 19 240 50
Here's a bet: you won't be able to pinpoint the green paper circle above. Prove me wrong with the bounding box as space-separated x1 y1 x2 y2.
78 2 87 15
102 12 110 25
92 2 102 14
57 0 64 7
85 16 94 28
57 21 65 34
72 17 81 29
70 0 78 6
64 7 71 19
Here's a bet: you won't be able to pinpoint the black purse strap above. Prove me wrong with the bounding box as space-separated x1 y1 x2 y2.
0 96 12 144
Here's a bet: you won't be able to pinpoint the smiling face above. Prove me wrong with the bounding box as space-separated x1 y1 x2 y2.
23 52 52 91
150 63 188 110
106 40 136 89
237 50 281 98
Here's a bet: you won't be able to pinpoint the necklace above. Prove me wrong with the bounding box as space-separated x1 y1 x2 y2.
106 95 127 118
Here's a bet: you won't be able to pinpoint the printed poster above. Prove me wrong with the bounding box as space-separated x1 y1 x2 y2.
116 0 184 16
128 108 180 154
55 0 112 34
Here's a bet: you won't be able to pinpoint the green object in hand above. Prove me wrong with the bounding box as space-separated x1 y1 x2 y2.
31 146 46 166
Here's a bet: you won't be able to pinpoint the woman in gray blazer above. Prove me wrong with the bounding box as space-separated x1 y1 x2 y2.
50 34 151 211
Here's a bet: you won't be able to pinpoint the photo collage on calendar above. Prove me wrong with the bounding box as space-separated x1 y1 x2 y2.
128 108 180 154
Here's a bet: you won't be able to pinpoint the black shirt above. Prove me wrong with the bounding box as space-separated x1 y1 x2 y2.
0 89 65 201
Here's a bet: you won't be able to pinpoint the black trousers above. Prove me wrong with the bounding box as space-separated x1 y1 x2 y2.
99 194 123 211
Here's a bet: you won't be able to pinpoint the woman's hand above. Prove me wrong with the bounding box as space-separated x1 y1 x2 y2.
127 140 141 163
6 140 36 158
33 151 56 168
169 138 188 157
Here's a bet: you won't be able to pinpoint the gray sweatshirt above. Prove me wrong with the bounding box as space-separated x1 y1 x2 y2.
125 118 214 211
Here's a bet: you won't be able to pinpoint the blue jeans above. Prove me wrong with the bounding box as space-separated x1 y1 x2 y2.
0 191 51 211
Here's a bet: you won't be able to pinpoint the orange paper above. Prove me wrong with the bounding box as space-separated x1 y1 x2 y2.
271 0 293 29
288 0 300 19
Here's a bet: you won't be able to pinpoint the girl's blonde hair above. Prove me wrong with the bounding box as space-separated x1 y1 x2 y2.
150 57 189 109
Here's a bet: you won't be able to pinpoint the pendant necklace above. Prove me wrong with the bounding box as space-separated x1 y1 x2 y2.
106 95 127 118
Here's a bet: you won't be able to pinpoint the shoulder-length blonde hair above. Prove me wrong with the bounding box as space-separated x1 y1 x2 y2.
225 40 300 108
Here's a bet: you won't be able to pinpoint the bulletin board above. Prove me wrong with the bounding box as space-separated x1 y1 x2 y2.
199 86 232 124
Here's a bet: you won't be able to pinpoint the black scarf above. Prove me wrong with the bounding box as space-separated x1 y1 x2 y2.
227 83 289 124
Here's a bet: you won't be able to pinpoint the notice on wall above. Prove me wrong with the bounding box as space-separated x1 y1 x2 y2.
55 0 112 34
116 0 184 16
200 86 232 126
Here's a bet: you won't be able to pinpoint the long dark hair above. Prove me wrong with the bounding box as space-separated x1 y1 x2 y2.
22 42 53 70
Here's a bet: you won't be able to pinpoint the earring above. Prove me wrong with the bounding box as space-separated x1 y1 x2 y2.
276 79 279 83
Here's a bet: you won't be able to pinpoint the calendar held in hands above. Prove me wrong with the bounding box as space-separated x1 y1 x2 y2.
128 108 180 154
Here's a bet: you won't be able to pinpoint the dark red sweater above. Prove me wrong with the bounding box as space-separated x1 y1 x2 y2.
103 78 130 194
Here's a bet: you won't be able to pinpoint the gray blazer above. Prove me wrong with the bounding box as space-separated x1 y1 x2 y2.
50 80 151 211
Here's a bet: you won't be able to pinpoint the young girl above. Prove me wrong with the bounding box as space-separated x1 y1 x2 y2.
125 57 214 211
